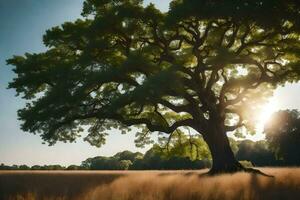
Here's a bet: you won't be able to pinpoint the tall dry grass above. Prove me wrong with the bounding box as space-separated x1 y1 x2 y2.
0 171 124 200
1 168 300 200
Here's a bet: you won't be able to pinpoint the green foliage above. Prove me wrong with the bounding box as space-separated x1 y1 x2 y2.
239 160 254 168
113 150 143 162
81 150 142 170
82 156 121 170
30 165 66 170
79 147 212 170
236 140 277 166
228 137 239 155
154 130 211 160
66 165 84 170
130 147 212 170
119 160 133 170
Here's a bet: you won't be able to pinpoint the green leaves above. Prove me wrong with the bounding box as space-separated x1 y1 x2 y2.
155 130 211 161
43 19 91 49
6 0 300 148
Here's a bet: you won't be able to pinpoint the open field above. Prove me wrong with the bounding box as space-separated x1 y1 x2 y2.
1 168 300 200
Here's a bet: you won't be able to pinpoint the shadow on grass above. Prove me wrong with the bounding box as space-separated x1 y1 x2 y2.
0 171 125 200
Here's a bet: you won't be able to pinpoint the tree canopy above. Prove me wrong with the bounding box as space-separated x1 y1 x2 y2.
7 0 300 173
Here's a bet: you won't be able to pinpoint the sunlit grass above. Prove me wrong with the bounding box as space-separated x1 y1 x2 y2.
1 168 300 200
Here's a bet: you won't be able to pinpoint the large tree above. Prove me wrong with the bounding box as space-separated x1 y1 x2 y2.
7 0 300 173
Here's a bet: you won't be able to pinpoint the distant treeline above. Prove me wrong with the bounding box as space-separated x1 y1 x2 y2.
1 137 299 171
0 149 211 171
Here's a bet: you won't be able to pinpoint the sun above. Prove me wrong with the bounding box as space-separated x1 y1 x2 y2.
255 97 279 137
246 98 279 141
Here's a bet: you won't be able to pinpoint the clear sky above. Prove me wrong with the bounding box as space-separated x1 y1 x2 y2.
0 0 299 166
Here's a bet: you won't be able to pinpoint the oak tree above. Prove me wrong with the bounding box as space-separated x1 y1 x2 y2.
7 0 300 173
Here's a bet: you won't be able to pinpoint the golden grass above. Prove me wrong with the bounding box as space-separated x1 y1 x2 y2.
1 168 300 200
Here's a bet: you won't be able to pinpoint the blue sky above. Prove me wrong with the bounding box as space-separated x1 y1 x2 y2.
0 0 299 166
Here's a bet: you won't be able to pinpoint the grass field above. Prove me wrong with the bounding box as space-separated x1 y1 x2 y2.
1 168 300 200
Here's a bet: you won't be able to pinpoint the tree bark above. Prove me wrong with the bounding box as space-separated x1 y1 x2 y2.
203 126 244 174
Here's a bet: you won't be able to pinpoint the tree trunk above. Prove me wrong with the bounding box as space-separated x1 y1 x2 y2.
203 127 244 174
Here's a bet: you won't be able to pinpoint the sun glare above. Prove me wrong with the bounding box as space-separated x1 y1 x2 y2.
253 97 279 140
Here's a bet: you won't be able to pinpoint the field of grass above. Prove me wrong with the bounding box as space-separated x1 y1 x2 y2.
1 168 300 200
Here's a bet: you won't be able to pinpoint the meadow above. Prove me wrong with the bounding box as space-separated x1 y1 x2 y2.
1 168 300 200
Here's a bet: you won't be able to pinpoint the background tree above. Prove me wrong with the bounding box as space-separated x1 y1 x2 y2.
154 130 211 161
7 0 300 173
81 150 141 170
18 165 31 170
265 110 300 166
81 156 120 170
113 150 143 163
119 160 133 170
236 140 277 166
0 164 15 170
129 146 211 170
67 165 84 170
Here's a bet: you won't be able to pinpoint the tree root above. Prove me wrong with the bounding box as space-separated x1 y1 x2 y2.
202 166 274 177
243 167 274 177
